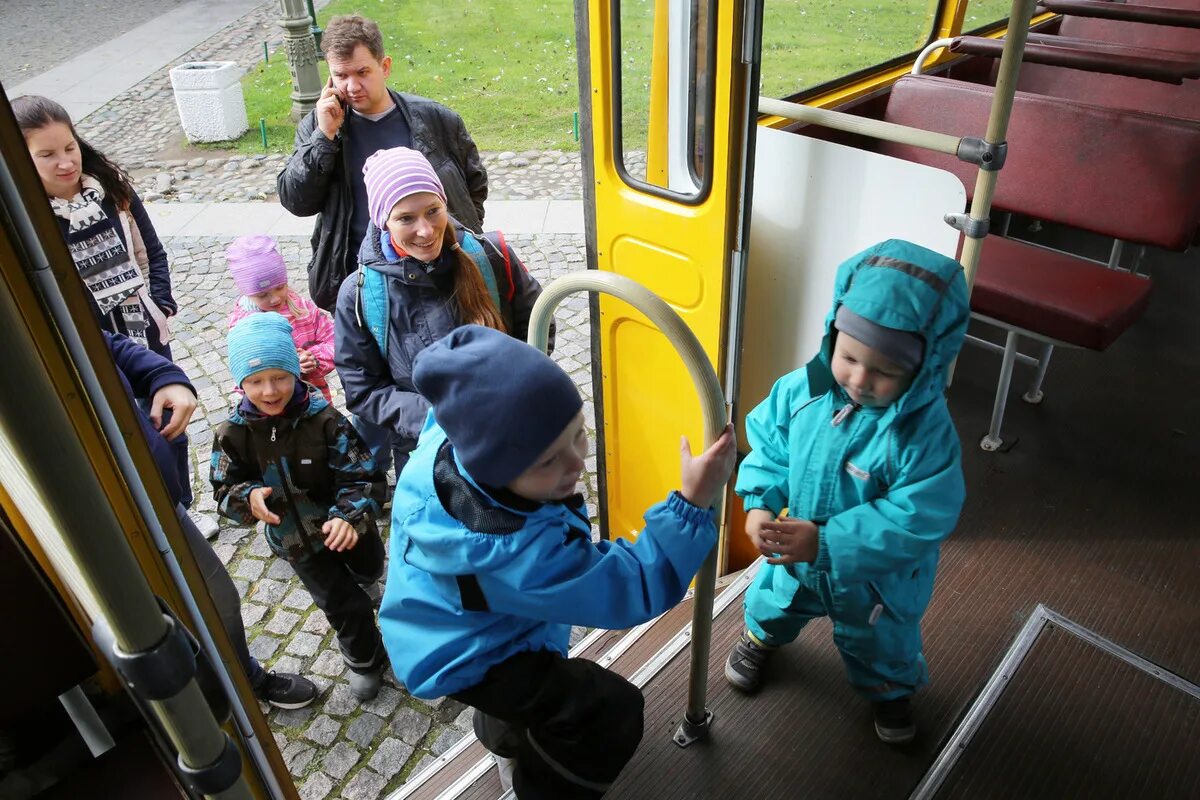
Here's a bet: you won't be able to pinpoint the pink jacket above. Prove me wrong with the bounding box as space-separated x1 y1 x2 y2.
228 290 335 401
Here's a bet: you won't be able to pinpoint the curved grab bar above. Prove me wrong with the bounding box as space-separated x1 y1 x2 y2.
527 270 729 737
913 37 959 75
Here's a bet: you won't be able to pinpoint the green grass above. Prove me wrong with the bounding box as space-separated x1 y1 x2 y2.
213 0 1019 156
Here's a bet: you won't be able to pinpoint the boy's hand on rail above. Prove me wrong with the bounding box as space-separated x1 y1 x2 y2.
150 383 197 441
757 518 819 565
679 423 736 509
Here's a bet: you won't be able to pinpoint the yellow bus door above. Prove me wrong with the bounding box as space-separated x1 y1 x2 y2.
583 0 755 566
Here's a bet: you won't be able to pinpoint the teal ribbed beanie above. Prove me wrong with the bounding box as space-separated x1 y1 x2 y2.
227 312 300 386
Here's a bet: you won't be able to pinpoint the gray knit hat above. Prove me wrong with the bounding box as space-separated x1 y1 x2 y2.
834 305 925 372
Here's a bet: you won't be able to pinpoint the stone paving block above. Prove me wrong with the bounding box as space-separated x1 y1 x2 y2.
282 741 315 777
361 685 402 718
410 754 438 780
240 602 267 628
248 634 280 660
213 543 235 565
271 655 304 676
341 767 388 800
310 649 345 678
321 741 361 781
298 772 333 800
322 684 358 717
429 726 465 756
232 578 249 598
286 631 322 658
390 707 432 745
233 558 265 580
283 585 314 610
302 612 331 635
453 706 474 732
309 675 334 695
266 558 294 581
304 714 341 747
265 609 300 636
368 737 414 781
247 535 273 558
251 578 289 606
272 704 315 729
346 713 385 748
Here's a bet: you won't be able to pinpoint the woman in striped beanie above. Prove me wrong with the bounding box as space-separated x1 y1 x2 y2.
226 234 337 402
333 146 553 476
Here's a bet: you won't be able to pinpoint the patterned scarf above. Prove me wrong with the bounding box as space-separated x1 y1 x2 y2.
50 175 148 346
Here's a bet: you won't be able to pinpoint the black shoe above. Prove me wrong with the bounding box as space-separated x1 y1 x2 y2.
873 697 916 744
724 630 775 692
254 671 318 710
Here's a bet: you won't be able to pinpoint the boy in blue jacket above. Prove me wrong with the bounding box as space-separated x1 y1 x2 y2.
724 240 970 745
380 325 735 799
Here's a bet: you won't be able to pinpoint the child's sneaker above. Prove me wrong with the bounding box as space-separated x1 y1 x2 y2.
724 629 776 692
254 671 317 710
872 697 916 744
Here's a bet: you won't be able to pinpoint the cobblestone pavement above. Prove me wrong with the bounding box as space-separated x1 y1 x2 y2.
38 3 602 796
173 234 592 799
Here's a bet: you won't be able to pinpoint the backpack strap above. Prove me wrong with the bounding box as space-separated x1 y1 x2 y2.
458 233 502 312
359 266 390 358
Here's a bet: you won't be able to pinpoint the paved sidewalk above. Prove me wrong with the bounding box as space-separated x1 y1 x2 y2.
146 198 585 238
6 0 265 122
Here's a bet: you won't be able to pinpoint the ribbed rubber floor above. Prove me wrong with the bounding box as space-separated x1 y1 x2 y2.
934 622 1200 799
403 236 1199 799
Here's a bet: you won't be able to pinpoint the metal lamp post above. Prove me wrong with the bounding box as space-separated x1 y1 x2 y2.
304 0 323 55
278 0 322 120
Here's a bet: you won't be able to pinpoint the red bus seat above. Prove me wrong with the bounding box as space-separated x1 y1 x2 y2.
875 74 1200 447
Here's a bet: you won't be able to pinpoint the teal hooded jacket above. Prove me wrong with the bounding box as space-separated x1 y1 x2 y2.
737 239 970 632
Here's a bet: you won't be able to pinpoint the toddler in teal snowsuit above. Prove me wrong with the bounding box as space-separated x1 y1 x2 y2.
724 239 970 744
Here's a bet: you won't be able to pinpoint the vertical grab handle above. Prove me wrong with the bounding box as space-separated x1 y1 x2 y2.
526 271 728 744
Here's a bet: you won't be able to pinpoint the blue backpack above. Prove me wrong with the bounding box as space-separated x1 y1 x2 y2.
359 231 514 357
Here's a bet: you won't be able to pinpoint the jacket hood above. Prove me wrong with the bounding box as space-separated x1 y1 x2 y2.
807 239 969 419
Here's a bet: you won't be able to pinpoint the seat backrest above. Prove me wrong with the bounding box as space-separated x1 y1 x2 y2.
1060 0 1200 53
1016 61 1200 123
879 74 1200 249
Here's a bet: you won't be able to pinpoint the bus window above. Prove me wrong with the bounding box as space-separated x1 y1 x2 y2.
615 0 716 198
963 0 1012 32
759 0 945 101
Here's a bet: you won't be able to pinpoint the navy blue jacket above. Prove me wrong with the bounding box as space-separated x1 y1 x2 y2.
333 222 547 459
105 331 193 505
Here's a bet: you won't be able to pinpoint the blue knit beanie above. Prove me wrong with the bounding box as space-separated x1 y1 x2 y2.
413 325 583 487
227 312 301 386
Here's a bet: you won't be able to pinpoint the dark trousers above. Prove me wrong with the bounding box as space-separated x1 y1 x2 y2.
290 526 386 671
453 650 645 800
176 505 264 686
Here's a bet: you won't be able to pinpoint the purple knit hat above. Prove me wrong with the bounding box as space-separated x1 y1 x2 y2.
226 235 288 296
363 147 446 229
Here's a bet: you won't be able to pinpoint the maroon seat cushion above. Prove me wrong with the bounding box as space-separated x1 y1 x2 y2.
972 234 1152 350
880 75 1200 250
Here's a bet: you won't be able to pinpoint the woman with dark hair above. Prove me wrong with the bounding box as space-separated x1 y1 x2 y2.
15 95 216 536
334 146 552 476
14 94 176 360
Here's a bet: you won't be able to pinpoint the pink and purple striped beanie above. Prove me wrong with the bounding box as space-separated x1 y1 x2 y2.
363 147 446 229
226 235 288 296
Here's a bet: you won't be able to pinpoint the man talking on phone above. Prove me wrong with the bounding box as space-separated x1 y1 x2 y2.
277 14 488 312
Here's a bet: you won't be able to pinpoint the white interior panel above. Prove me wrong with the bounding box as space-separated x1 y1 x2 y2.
737 127 967 421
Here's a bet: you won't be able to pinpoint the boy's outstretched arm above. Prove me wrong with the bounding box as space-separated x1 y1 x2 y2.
475 427 736 630
209 429 266 525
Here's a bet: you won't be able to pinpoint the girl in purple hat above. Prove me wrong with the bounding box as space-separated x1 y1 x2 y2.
226 234 337 402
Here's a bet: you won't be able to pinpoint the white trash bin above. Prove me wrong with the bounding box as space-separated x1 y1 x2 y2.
169 61 249 143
